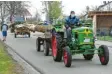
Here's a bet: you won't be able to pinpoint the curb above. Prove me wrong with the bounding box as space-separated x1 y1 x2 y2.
2 41 45 74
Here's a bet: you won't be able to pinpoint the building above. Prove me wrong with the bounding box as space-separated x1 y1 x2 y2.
88 11 112 36
88 1 112 36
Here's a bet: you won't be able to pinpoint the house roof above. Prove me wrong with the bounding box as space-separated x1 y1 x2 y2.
85 1 112 18
88 11 112 17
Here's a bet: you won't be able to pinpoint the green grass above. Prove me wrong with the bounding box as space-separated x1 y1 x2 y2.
97 36 112 41
0 41 16 74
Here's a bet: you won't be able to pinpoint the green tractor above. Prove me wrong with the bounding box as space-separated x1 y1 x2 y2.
51 19 109 67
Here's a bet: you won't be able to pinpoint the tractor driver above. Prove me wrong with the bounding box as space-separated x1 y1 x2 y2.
65 11 80 41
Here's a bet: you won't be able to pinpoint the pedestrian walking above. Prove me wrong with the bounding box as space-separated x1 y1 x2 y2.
1 22 8 41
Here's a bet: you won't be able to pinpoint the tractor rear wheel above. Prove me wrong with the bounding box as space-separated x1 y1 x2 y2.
52 33 62 62
63 46 72 67
98 45 109 65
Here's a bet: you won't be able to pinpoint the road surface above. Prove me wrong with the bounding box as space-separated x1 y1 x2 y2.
2 31 112 74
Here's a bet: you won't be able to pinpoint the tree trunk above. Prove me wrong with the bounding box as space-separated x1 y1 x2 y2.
10 13 14 24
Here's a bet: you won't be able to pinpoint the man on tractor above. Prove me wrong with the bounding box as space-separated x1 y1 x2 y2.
65 11 80 42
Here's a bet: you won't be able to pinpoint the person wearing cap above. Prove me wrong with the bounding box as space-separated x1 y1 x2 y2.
1 22 8 41
65 11 80 41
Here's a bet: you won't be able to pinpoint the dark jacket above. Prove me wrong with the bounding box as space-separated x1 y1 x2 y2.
65 15 79 27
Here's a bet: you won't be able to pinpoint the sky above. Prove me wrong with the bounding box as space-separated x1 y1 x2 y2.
28 0 109 21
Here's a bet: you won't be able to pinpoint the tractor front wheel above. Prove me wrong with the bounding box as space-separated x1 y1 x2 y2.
98 45 109 65
63 46 72 67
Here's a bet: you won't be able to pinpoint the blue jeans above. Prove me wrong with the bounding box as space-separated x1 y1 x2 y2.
2 31 7 37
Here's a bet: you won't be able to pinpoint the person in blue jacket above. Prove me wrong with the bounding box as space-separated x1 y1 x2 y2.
65 11 80 41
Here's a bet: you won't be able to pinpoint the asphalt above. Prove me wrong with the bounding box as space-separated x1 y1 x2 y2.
1 31 112 74
95 40 112 48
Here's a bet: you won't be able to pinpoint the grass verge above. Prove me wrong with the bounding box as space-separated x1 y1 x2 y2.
0 41 25 74
97 36 112 41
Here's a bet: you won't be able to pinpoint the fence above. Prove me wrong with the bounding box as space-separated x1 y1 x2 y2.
96 29 112 41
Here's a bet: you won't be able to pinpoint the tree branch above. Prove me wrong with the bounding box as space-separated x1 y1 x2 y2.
4 2 11 10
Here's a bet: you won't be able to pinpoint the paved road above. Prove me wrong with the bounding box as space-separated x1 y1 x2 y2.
2 32 112 74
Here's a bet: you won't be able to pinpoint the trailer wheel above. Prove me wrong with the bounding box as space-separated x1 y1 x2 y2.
15 34 17 38
43 40 50 56
36 37 41 52
98 45 109 65
28 33 30 38
63 46 72 67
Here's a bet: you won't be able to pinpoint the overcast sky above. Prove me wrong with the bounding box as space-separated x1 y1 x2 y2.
28 0 109 20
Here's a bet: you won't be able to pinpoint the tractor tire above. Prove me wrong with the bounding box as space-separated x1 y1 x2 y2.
15 34 17 38
63 46 72 67
43 40 50 56
98 45 109 65
36 37 41 52
52 32 63 62
28 33 30 38
83 54 94 60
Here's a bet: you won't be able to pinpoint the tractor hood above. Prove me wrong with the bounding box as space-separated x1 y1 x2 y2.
72 26 93 34
72 26 94 45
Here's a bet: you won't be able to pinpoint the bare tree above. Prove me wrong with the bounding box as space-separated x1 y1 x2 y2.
79 5 98 19
0 1 30 24
0 1 8 24
5 1 30 23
